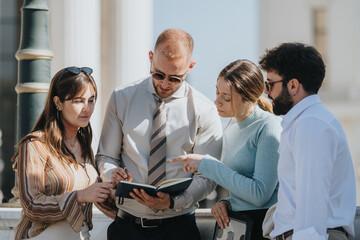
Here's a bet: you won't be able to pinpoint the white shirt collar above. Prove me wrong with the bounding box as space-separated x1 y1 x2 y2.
281 94 321 129
146 76 187 100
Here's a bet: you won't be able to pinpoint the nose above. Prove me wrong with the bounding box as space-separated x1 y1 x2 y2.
214 97 221 107
160 77 171 88
265 90 273 101
82 102 91 113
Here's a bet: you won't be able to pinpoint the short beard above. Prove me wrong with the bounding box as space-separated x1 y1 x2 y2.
272 87 294 116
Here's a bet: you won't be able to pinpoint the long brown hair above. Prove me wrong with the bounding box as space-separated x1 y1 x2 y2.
218 59 273 113
12 67 97 166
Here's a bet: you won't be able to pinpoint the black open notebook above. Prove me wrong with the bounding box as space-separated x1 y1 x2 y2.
115 178 193 205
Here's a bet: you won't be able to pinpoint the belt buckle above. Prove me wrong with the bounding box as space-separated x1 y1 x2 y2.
140 218 158 228
275 234 286 240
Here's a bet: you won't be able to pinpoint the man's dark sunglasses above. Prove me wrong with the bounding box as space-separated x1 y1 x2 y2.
150 71 186 84
58 67 93 82
150 62 187 84
264 79 284 92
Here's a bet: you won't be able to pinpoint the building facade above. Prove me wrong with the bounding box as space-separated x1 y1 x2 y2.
0 0 359 205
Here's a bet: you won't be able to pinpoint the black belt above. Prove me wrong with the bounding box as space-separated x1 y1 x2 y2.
329 227 348 237
275 227 348 240
275 230 293 240
116 210 191 228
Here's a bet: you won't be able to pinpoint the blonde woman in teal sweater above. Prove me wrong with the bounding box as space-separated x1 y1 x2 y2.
172 59 282 240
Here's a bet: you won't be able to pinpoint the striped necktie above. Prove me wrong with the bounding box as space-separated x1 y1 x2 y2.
148 97 167 186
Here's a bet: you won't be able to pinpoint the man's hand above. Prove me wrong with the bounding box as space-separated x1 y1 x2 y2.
111 167 133 184
130 188 171 210
211 200 232 229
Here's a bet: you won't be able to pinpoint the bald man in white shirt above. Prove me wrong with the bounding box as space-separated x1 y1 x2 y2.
259 42 356 240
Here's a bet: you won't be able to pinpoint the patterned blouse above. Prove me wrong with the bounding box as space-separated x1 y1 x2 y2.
14 131 99 239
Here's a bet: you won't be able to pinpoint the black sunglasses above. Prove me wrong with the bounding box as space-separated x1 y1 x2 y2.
150 63 187 84
58 67 93 82
150 71 186 84
264 79 284 92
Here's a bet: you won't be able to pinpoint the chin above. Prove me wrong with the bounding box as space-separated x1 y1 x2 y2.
158 93 172 99
218 113 228 118
78 122 90 128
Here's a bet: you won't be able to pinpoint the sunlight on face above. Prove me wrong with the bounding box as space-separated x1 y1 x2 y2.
60 84 96 131
214 77 250 121
151 44 191 99
214 77 233 118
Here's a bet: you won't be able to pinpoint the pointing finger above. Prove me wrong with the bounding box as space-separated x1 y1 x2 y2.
169 155 188 163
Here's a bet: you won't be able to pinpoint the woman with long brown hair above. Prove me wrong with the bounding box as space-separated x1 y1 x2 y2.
12 67 113 240
172 59 282 240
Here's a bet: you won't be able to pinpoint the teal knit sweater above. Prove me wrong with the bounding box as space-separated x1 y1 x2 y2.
199 106 282 211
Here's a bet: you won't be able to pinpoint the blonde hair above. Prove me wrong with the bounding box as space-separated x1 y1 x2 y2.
219 59 273 113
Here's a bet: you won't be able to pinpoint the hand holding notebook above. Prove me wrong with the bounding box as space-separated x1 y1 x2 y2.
115 178 193 205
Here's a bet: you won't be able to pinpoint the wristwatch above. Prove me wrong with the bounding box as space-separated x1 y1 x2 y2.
169 196 175 209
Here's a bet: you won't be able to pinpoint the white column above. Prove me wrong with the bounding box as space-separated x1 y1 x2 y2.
354 0 360 206
354 0 360 99
101 0 153 118
48 0 102 150
48 0 153 160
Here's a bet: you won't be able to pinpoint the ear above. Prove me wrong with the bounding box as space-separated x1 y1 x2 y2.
287 78 300 96
53 96 62 110
149 51 153 62
188 60 196 70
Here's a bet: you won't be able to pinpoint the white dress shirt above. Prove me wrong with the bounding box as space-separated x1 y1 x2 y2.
96 77 223 218
270 94 356 240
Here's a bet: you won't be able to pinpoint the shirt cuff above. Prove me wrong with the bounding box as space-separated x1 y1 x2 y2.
218 198 230 204
99 161 119 182
173 194 186 211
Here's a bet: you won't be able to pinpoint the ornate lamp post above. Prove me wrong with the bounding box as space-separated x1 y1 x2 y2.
9 0 53 203
15 0 53 138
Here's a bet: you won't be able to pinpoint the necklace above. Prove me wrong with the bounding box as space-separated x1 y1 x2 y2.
71 144 80 155
65 138 79 155
65 137 76 148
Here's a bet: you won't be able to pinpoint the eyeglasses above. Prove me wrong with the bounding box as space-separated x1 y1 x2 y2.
58 67 93 82
265 79 284 92
150 63 187 84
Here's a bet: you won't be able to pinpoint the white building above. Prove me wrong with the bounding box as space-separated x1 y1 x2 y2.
47 0 360 203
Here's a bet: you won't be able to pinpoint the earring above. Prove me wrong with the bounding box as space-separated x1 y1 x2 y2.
56 106 59 110
292 93 296 97
57 110 61 120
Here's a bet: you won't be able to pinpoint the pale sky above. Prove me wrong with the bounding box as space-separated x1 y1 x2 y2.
154 0 259 101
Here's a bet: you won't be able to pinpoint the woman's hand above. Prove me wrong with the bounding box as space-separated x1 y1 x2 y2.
77 182 114 203
170 154 204 173
211 200 232 229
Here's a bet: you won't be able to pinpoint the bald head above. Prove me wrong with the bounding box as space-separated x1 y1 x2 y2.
154 29 194 62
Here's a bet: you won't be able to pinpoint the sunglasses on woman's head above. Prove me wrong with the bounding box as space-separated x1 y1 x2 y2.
57 67 93 82
65 67 93 75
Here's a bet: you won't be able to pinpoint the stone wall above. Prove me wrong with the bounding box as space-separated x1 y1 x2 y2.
0 207 359 239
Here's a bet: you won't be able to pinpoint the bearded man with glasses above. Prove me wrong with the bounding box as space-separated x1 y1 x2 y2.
259 43 356 240
96 29 223 240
